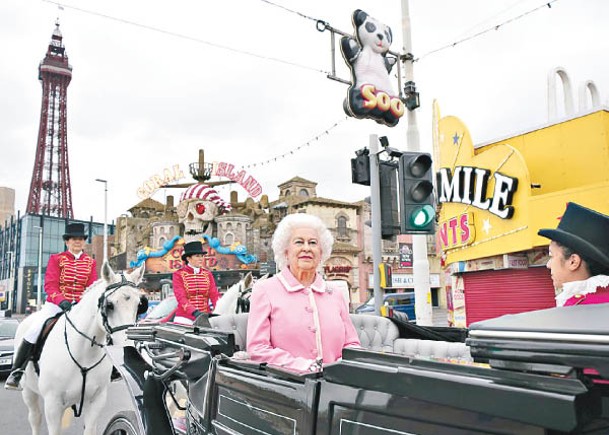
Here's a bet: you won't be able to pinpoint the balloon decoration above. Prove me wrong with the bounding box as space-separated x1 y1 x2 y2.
129 235 257 268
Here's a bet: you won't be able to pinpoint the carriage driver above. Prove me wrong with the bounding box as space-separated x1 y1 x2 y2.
172 240 220 324
5 223 98 391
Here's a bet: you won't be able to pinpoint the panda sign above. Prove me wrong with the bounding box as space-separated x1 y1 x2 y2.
341 9 404 127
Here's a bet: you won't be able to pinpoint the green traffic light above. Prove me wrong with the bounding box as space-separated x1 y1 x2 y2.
410 205 435 228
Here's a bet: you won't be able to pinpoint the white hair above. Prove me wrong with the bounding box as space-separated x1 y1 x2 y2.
272 213 334 272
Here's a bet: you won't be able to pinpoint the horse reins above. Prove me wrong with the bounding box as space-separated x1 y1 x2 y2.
63 272 138 417
236 282 253 313
98 273 139 341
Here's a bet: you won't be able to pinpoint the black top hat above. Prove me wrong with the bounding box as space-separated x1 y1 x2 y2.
538 202 609 268
63 223 87 241
181 241 207 262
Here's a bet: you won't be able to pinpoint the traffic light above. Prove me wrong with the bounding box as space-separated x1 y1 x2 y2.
351 149 370 186
398 152 436 234
379 263 393 288
379 161 399 240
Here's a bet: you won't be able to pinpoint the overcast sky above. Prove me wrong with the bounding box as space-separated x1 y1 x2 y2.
1 0 607 223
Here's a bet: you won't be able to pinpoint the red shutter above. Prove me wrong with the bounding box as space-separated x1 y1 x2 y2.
463 267 556 326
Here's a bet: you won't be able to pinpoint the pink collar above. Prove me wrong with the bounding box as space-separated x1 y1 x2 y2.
277 268 326 293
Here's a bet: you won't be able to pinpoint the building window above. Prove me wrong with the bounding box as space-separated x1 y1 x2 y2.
225 233 234 245
337 216 348 238
299 189 309 197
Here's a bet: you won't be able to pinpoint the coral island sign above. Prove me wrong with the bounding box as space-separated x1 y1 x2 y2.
212 162 262 199
137 165 185 199
136 161 263 201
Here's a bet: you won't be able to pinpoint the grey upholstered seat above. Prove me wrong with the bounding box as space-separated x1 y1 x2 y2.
349 314 400 353
208 312 471 362
393 338 473 363
208 313 401 353
209 313 249 350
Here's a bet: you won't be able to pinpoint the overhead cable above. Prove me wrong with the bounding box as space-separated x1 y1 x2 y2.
42 0 330 75
44 0 560 71
257 0 320 23
414 0 559 61
241 117 349 170
257 0 560 63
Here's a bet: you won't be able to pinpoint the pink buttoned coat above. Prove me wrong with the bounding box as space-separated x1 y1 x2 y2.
246 268 360 372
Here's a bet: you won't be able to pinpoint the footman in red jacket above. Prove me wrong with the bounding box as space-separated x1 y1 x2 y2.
538 202 609 307
5 223 97 390
172 241 219 325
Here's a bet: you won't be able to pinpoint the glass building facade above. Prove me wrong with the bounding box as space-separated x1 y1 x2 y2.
0 214 113 314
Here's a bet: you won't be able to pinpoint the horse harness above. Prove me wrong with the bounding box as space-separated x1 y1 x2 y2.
235 282 253 314
63 273 139 417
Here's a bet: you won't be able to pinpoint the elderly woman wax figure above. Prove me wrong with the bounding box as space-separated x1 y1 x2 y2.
247 214 360 373
538 202 609 307
172 241 220 325
5 223 98 390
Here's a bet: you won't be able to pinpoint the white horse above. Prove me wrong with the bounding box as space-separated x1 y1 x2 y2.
212 272 258 315
15 262 146 435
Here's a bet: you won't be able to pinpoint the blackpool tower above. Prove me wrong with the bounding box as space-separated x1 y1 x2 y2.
26 21 74 218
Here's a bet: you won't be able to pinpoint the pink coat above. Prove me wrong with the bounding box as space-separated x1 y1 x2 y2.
246 268 360 372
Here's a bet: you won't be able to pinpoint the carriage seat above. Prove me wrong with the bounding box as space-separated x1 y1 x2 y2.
208 313 471 362
393 338 473 363
209 313 249 350
209 313 400 353
349 314 399 353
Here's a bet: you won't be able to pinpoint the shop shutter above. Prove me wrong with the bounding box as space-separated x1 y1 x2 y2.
463 267 556 326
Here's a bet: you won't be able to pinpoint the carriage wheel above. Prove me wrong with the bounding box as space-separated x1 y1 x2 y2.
102 411 141 435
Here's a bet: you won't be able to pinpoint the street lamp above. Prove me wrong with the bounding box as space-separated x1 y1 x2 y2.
6 251 13 311
95 179 108 265
33 226 43 311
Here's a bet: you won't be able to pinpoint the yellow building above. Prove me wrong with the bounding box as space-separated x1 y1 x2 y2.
437 108 609 326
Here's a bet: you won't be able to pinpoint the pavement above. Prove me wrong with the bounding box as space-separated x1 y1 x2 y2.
432 307 449 327
3 312 25 321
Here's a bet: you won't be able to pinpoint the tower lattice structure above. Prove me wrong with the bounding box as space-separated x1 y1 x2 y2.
27 22 74 218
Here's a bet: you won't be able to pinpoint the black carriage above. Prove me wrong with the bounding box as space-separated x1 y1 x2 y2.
103 304 609 434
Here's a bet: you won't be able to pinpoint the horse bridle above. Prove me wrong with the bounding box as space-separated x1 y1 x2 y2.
97 273 139 343
235 282 253 314
62 273 140 417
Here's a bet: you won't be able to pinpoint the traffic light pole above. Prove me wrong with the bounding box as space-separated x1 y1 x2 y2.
401 0 433 325
369 134 383 316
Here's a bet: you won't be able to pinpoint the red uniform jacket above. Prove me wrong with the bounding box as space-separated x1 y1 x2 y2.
172 265 219 320
564 284 609 384
563 285 609 306
45 251 98 305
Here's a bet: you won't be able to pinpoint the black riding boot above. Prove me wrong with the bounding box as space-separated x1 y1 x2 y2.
4 341 35 391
